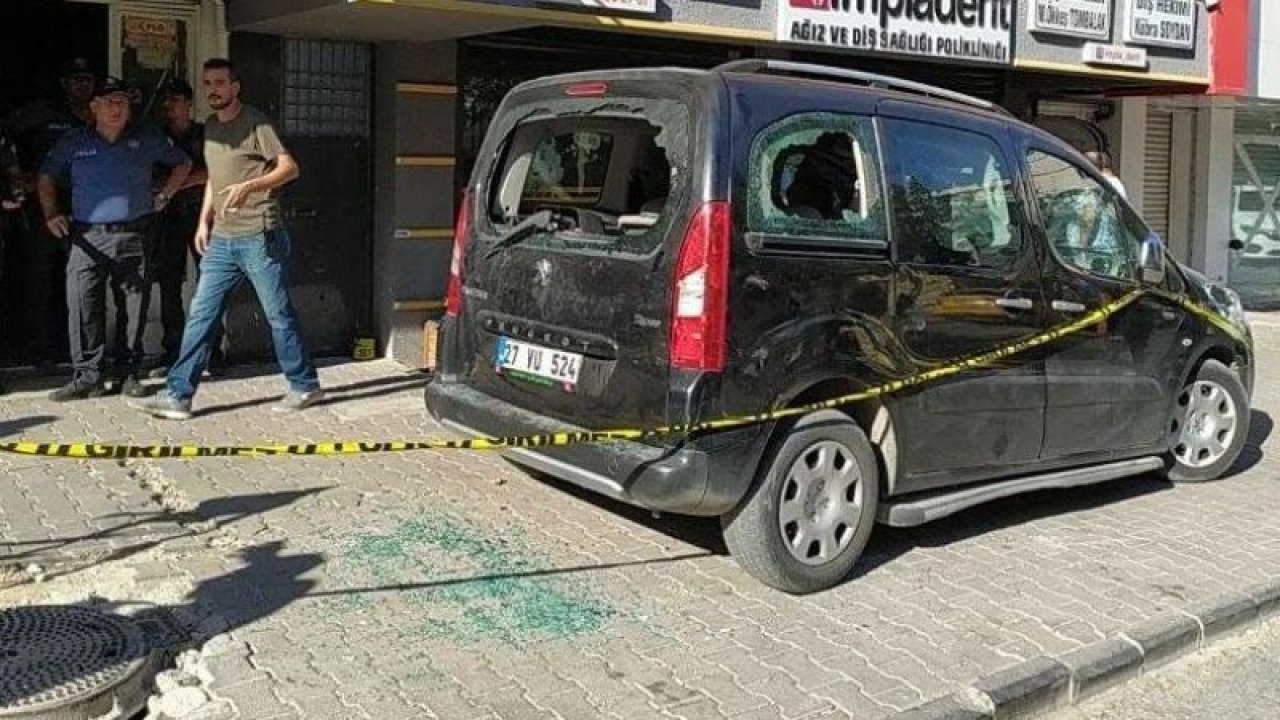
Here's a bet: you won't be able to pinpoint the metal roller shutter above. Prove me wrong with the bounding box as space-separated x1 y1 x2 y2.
1144 109 1174 242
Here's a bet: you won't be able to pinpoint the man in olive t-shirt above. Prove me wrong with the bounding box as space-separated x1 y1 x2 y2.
132 58 322 420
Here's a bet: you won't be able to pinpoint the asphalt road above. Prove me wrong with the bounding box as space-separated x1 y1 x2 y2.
1052 617 1280 720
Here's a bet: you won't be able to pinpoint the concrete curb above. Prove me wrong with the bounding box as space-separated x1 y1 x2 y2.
892 577 1280 719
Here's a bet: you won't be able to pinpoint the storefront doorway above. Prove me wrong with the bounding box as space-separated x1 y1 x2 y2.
1 0 108 368
1227 103 1280 309
2 0 203 370
223 32 374 361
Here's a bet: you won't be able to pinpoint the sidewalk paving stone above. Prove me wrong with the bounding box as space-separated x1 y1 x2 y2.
0 315 1278 719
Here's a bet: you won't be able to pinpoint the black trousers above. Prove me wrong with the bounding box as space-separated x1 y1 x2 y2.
66 219 153 385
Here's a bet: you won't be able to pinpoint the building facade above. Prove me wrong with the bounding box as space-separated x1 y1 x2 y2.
1211 0 1280 308
1 0 1223 369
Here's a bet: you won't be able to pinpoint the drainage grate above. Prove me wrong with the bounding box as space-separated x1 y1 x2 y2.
0 606 152 718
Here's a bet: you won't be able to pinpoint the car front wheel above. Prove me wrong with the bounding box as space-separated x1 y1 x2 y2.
1163 359 1250 484
721 410 879 594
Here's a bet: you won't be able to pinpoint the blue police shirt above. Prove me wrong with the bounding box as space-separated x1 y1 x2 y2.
40 124 189 224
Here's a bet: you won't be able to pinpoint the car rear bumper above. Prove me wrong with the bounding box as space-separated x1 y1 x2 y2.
425 378 771 516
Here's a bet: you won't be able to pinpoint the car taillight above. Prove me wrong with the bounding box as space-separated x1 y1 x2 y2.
445 190 471 317
670 202 730 371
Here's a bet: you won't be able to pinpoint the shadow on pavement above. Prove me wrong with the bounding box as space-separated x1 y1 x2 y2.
193 372 427 416
0 372 75 395
176 540 322 629
508 462 729 556
0 540 322 715
1221 408 1272 479
507 406 1274 590
1 488 328 574
0 415 58 438
0 473 325 714
855 474 1174 579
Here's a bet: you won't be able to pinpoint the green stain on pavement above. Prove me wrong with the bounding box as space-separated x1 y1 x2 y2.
340 512 613 645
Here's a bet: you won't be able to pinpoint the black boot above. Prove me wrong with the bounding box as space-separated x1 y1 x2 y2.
48 380 107 402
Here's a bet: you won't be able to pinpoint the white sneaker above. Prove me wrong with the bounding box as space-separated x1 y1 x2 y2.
272 388 325 413
129 390 194 421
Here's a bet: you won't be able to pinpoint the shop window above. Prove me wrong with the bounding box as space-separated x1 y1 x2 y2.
1226 117 1280 307
282 39 369 138
1027 150 1141 282
746 113 887 247
882 119 1019 269
1232 138 1280 259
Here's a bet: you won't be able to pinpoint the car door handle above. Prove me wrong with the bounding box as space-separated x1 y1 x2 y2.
994 297 1034 311
1051 300 1087 313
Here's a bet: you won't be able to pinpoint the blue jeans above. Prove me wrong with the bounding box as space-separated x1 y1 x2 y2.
166 229 319 400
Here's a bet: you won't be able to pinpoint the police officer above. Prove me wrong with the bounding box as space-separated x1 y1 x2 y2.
37 77 192 402
150 78 226 377
6 57 97 364
9 57 95 175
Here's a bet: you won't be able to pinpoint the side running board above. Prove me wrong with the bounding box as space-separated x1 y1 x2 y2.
878 457 1165 528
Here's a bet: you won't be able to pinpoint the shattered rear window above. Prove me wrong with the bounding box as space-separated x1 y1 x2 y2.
484 97 691 255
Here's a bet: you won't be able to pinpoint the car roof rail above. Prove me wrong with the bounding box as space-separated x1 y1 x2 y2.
714 59 1013 117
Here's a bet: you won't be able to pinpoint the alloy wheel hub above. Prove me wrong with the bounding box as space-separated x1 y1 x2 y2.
778 441 863 566
1171 379 1238 469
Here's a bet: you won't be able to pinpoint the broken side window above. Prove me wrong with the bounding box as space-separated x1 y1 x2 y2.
747 112 888 249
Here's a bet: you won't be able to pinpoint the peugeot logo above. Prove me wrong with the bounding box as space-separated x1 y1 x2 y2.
535 259 552 287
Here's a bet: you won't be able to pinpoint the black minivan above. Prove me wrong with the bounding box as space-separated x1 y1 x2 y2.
427 61 1254 593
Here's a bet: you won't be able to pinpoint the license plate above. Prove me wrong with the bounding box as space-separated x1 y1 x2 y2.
495 337 582 388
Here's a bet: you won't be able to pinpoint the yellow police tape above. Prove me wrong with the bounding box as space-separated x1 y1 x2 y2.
0 288 1248 460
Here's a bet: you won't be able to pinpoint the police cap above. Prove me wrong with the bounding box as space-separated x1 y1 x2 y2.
62 57 96 80
92 76 131 99
160 78 194 101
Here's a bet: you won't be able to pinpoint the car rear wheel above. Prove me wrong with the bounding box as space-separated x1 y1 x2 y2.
721 410 878 594
1163 359 1250 484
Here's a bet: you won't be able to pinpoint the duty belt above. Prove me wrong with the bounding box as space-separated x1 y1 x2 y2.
73 216 153 233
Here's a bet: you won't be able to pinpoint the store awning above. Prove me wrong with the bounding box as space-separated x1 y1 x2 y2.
229 0 533 43
228 0 769 45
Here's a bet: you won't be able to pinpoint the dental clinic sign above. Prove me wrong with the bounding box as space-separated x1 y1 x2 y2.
777 0 1014 66
1028 0 1112 40
1123 0 1196 50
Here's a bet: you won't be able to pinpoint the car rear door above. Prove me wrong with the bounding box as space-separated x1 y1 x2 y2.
877 103 1050 489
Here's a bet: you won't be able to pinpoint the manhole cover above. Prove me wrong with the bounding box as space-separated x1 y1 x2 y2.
0 606 153 719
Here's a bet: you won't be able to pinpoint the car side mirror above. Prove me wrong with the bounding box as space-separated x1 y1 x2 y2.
1138 232 1166 285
